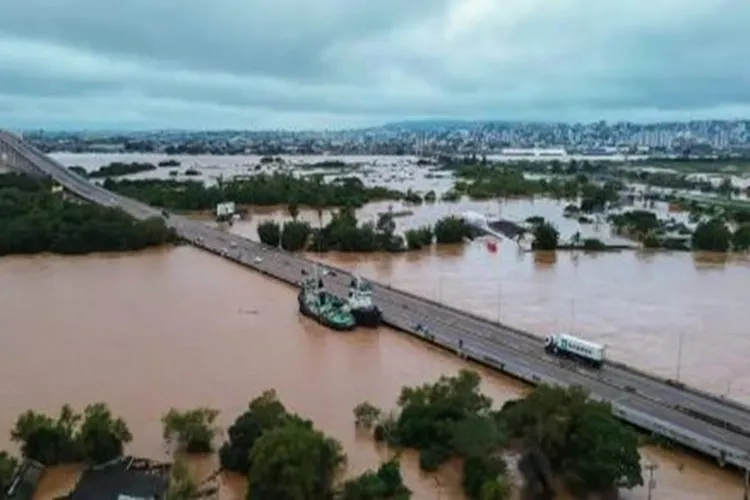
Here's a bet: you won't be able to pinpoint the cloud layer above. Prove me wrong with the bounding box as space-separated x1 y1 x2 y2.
1 0 749 129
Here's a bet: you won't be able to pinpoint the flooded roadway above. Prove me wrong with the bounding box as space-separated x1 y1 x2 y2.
0 247 745 499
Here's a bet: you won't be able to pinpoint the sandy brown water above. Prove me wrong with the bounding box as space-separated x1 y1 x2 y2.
0 247 744 499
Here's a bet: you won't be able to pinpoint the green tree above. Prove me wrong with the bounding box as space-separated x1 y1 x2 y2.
353 402 382 430
607 210 661 239
338 458 411 500
287 202 300 220
463 455 509 500
162 407 220 453
531 221 559 250
359 370 512 498
479 475 512 500
219 389 303 474
248 423 346 500
404 226 433 250
280 220 312 251
434 216 471 244
0 175 175 257
732 223 750 251
78 403 133 464
103 172 403 212
391 370 496 469
692 219 731 252
10 406 81 465
165 459 199 500
257 221 281 247
501 385 642 495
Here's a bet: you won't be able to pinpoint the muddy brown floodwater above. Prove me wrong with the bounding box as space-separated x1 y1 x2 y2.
0 248 744 499
231 199 750 401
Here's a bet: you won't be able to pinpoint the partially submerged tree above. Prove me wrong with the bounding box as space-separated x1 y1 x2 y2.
10 403 131 465
78 403 133 464
501 384 642 496
353 402 382 430
162 407 220 453
219 389 309 474
248 423 346 500
337 458 411 500
165 459 199 500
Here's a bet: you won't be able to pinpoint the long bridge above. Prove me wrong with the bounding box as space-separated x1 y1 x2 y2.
2 131 750 471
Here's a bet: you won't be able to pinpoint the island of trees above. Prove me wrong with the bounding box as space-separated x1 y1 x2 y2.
256 207 472 253
0 174 175 256
100 174 405 212
88 162 158 178
0 373 644 500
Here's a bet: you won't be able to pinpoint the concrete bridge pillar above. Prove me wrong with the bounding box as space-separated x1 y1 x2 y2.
0 140 11 173
0 132 47 178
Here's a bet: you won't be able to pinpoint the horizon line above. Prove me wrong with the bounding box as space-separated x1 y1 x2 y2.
14 117 750 135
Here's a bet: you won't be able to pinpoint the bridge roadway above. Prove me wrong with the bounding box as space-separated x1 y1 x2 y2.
2 131 750 469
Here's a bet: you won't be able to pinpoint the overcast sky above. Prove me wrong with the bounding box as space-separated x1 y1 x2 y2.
1 0 749 130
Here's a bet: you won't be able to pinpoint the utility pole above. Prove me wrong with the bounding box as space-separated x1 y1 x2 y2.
645 462 658 500
676 332 684 382
496 278 502 323
743 467 748 500
570 298 576 332
496 251 502 323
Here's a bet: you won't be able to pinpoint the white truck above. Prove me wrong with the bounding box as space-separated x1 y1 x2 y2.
544 333 605 368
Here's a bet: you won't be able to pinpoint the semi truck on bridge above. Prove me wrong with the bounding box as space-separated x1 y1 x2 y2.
544 333 605 368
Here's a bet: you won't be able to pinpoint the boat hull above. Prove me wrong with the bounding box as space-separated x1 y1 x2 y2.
351 307 382 328
298 291 356 332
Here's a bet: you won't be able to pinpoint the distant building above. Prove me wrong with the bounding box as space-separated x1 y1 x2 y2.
500 148 568 157
88 143 125 153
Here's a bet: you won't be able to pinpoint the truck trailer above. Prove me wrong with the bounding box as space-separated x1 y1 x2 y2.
544 333 604 368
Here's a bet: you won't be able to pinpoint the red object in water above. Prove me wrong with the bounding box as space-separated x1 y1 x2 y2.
486 240 498 252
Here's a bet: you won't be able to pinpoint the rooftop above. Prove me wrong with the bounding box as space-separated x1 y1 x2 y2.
68 457 171 500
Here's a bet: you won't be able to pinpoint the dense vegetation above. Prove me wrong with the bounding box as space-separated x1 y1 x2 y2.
1 393 411 500
439 158 623 204
161 407 220 453
9 404 132 466
102 174 403 211
218 389 411 499
0 174 175 256
355 370 642 499
529 219 560 251
88 162 157 178
608 209 750 252
502 384 642 497
257 207 472 253
438 154 750 199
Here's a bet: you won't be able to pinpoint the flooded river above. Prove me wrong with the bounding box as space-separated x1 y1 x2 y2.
230 199 750 402
0 248 744 499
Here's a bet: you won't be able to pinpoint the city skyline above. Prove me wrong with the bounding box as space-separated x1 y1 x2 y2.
1 0 749 129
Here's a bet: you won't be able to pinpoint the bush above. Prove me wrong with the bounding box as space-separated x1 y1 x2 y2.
162 407 220 453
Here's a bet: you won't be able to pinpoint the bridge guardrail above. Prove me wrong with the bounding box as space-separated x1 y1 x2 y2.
392 321 750 470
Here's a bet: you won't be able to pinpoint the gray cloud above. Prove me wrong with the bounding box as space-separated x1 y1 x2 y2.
1 0 750 129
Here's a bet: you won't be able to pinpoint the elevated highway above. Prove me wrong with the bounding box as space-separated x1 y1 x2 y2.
1 130 749 470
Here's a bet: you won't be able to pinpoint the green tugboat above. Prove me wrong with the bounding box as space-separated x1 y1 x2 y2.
298 271 357 331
